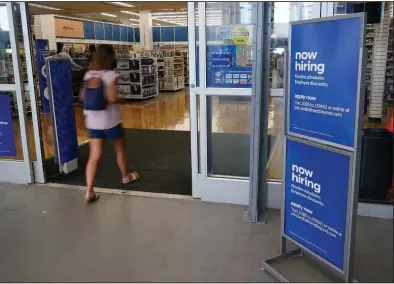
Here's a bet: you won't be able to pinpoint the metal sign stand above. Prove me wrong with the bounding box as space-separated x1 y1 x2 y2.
262 13 366 283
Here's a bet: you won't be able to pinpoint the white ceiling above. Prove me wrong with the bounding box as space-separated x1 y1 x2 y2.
29 2 188 27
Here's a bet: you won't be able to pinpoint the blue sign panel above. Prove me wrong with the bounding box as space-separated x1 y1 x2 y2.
289 17 362 148
153 27 161 42
120 26 128 42
175 27 188 42
284 139 350 269
206 45 252 88
95 22 105 40
84 21 95 40
161 27 175 42
104 23 112 41
35 39 50 114
47 60 78 164
113 25 120 41
127 27 134 42
135 28 140 42
0 94 16 156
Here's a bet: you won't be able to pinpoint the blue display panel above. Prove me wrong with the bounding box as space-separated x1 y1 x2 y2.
47 60 78 164
134 28 140 42
120 26 128 42
161 27 175 42
0 93 16 156
84 21 95 40
127 27 134 42
289 17 362 148
153 27 161 42
104 23 112 41
35 39 50 113
284 139 351 270
95 22 104 40
113 25 120 41
175 27 188 42
206 45 252 88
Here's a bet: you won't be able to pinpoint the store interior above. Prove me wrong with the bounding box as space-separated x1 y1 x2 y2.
0 2 392 202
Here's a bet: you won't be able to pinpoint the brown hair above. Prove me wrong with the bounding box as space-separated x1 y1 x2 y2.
88 45 115 70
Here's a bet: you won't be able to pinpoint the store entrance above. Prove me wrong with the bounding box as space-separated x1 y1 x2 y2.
28 3 193 196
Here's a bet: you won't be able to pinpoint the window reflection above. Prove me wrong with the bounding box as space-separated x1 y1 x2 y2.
205 2 253 88
270 2 290 90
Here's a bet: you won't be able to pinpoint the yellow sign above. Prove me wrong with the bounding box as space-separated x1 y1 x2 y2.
231 27 249 45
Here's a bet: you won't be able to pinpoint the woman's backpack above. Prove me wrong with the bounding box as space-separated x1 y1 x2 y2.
83 75 108 111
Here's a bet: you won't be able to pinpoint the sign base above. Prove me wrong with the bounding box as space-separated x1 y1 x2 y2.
262 247 359 283
62 158 78 174
262 248 301 283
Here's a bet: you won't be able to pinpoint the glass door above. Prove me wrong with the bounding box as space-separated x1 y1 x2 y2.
0 2 45 183
188 2 253 205
0 2 33 183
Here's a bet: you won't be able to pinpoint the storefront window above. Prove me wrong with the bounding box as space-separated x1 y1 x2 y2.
337 2 393 203
267 2 323 181
269 2 393 204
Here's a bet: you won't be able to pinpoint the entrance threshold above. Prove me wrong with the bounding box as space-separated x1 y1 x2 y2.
44 182 196 201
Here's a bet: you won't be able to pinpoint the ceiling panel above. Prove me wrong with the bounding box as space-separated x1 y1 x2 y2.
29 1 187 15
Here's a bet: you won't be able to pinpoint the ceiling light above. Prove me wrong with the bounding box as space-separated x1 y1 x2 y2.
156 24 161 26
101 13 117 18
129 23 139 27
109 2 135 8
129 18 139 22
152 12 187 16
29 3 62 11
121 10 139 16
152 18 185 26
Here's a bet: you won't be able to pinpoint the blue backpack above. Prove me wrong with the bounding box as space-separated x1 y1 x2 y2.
83 76 108 111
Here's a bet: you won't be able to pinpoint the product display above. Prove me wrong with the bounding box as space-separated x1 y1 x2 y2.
116 57 159 100
365 22 393 117
159 56 185 91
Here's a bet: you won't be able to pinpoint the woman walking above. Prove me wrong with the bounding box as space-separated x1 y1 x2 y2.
80 45 139 203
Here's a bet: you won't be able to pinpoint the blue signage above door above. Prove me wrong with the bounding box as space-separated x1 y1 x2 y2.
288 17 362 149
0 94 16 157
284 139 351 269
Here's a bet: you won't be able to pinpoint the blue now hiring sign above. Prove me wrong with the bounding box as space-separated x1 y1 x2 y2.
284 139 351 269
288 17 362 149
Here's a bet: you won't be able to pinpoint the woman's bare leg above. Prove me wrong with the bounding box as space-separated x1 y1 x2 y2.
113 137 128 178
86 138 103 199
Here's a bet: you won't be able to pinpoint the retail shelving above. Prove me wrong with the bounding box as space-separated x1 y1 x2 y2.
365 25 393 88
162 56 184 91
157 58 165 90
116 57 159 100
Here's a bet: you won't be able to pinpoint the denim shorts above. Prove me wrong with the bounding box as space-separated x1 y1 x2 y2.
87 124 124 141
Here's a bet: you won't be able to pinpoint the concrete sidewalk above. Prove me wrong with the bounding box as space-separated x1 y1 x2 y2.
0 183 392 282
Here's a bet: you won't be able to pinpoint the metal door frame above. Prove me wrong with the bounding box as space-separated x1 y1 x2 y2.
188 2 253 205
20 2 46 183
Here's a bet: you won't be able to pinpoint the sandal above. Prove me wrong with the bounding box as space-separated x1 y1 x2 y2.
86 192 100 204
122 171 140 184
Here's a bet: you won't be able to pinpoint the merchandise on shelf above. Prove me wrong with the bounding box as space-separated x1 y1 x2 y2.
115 57 159 100
159 56 185 91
